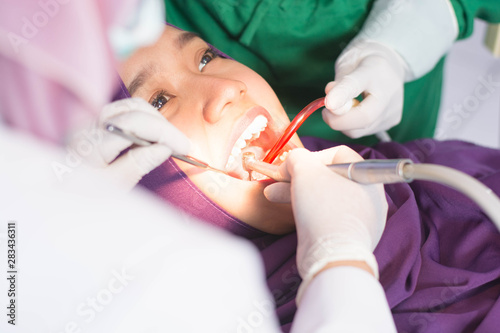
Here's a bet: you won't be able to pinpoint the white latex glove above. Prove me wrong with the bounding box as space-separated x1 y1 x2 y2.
73 97 190 190
324 0 458 139
264 147 388 303
323 42 406 139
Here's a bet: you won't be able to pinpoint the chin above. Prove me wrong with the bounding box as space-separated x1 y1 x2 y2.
182 165 296 235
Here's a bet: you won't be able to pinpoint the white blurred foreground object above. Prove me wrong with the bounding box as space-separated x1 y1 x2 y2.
324 0 458 139
108 0 166 59
0 0 165 145
0 125 280 333
72 97 191 191
0 126 396 332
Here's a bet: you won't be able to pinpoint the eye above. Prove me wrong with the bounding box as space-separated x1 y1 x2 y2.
151 90 170 110
198 47 218 72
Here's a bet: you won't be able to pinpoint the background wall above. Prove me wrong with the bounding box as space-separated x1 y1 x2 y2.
436 19 500 149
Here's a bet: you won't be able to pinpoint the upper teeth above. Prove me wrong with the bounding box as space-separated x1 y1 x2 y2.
228 115 268 163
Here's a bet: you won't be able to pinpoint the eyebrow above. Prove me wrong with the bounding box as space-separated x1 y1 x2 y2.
176 31 200 49
126 31 201 96
127 65 153 97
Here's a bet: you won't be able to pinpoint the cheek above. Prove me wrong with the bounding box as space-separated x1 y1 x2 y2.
164 103 205 137
169 115 199 137
243 72 287 118
246 75 276 103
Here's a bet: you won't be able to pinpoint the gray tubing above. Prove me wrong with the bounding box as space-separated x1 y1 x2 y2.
404 163 500 231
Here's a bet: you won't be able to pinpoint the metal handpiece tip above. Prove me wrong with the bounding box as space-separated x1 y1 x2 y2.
242 152 256 172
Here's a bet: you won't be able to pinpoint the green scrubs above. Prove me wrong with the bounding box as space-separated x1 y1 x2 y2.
164 0 500 145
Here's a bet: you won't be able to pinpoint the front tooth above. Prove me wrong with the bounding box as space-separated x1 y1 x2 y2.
241 116 268 141
231 146 242 156
242 130 253 141
235 138 246 149
255 115 267 126
247 122 261 136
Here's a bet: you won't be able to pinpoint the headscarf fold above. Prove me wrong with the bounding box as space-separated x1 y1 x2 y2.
0 0 140 144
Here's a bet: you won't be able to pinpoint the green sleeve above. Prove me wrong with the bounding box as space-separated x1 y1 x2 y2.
450 0 500 39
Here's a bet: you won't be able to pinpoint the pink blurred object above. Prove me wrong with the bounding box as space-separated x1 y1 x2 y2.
0 0 138 144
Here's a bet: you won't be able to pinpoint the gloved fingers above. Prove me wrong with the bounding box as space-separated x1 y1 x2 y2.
341 97 403 139
326 55 382 113
334 50 361 79
278 149 389 280
284 148 325 179
260 148 310 185
263 182 292 203
126 144 173 176
105 144 173 188
97 111 170 165
324 73 366 114
321 94 385 137
99 128 136 164
101 110 191 154
286 149 386 220
95 97 190 164
325 82 355 116
281 147 364 178
263 147 354 203
262 149 318 204
324 81 335 94
342 122 390 140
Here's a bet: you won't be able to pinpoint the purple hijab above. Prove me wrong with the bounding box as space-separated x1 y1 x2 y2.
139 137 500 333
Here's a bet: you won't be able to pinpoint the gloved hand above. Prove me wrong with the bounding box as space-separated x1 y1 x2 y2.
264 146 388 303
323 0 458 139
323 42 406 139
75 97 190 190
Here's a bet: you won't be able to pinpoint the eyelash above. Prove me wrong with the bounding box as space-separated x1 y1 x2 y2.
151 89 169 110
150 47 219 111
199 47 218 72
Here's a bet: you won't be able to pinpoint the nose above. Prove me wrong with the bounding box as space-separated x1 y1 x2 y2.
196 76 247 124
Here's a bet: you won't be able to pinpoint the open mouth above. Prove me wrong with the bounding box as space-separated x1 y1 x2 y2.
224 106 294 181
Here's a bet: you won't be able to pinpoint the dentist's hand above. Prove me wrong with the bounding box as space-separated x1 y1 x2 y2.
78 97 190 190
264 146 388 302
323 42 407 139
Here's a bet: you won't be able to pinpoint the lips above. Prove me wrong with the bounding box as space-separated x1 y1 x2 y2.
224 106 295 180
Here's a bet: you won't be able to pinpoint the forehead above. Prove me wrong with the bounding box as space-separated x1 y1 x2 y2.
118 26 200 86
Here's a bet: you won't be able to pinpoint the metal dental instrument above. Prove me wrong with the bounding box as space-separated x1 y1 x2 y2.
244 152 413 184
104 122 229 175
243 152 500 230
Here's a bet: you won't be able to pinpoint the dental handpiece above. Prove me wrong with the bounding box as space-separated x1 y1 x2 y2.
242 152 500 230
243 152 413 184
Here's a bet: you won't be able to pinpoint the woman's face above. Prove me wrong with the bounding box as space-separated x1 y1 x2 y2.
119 26 302 234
